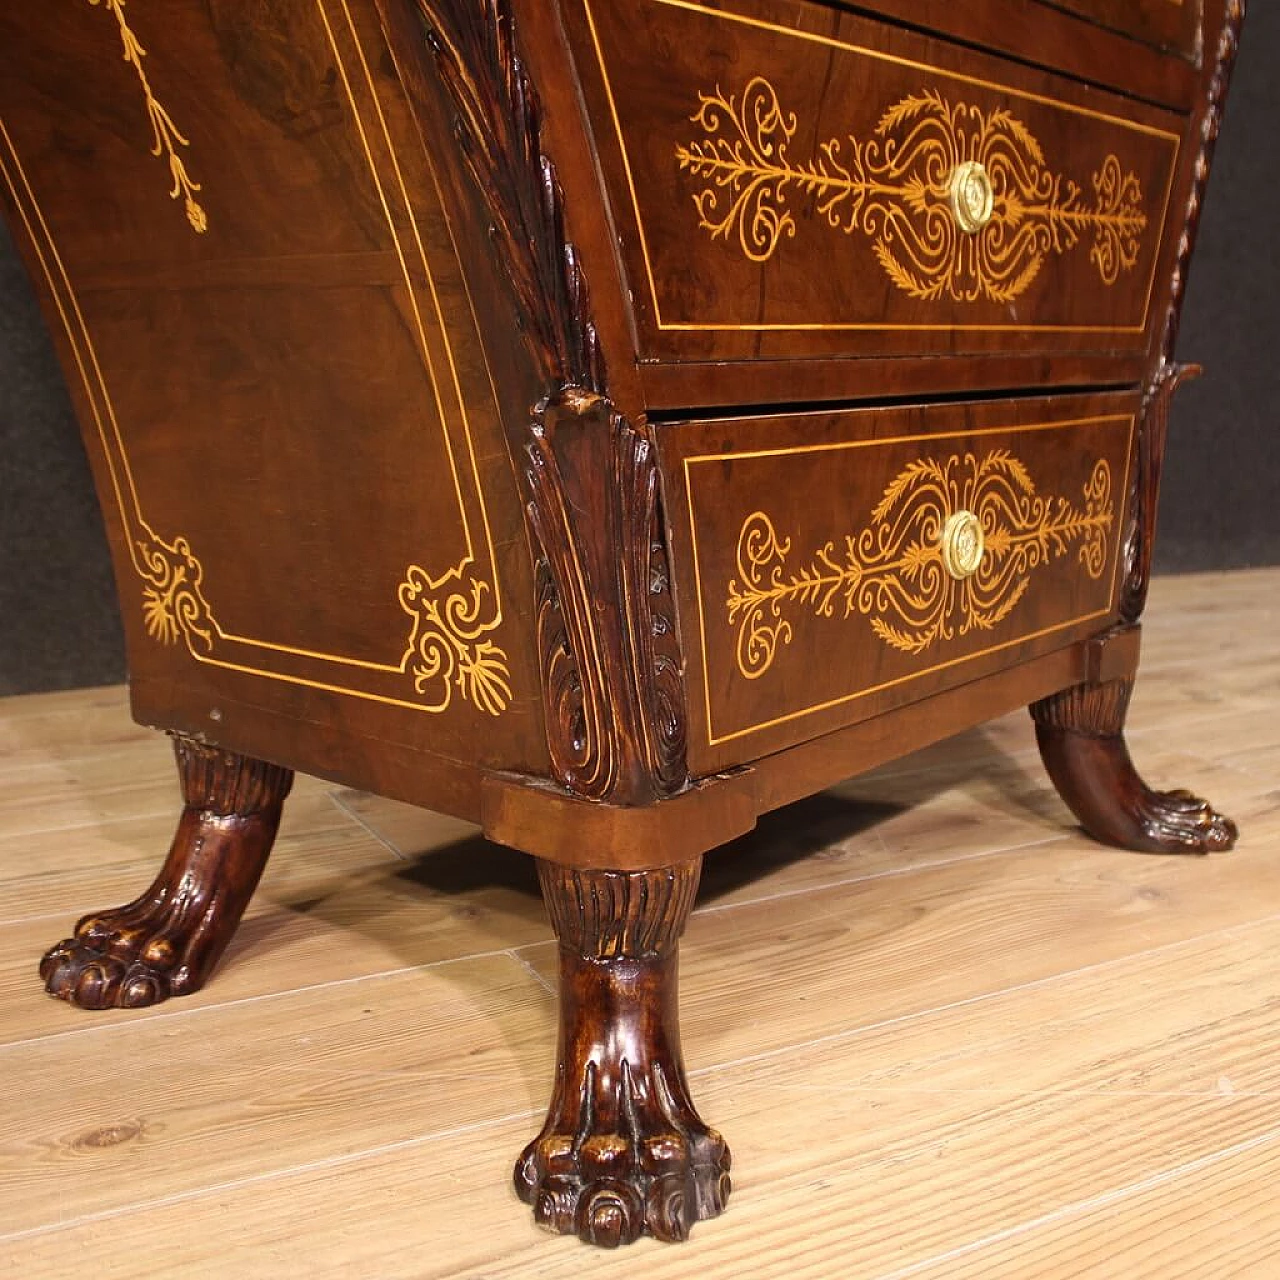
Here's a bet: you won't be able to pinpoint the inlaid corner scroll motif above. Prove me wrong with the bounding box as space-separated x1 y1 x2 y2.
86 0 208 233
133 535 512 716
727 451 1114 680
677 79 1148 303
138 535 217 651
399 569 512 716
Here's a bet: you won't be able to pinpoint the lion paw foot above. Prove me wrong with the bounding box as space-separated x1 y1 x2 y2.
41 899 218 1009
1139 788 1238 854
514 1061 731 1246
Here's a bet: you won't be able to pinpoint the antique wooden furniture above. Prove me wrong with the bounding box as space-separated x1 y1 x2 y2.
1 0 1244 1248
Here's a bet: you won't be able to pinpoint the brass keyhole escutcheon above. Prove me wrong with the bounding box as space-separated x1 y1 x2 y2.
941 510 985 580
949 161 995 234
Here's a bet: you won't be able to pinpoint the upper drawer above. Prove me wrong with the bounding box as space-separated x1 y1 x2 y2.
1029 1 1200 58
565 0 1186 375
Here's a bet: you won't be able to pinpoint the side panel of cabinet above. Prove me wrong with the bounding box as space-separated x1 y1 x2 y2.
0 0 549 812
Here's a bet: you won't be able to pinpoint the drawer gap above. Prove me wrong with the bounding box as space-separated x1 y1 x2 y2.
645 380 1140 426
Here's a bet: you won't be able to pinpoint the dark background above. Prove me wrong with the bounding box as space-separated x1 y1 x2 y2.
2 8 1278 697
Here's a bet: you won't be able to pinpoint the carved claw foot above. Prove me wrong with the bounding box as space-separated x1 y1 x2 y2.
518 859 731 1246
40 736 293 1009
515 1057 731 1246
1032 679 1238 855
1127 785 1238 853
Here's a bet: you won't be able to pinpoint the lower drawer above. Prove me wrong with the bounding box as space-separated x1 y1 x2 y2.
657 392 1138 773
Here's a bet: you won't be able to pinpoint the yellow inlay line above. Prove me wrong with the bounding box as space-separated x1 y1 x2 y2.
314 0 473 569
0 123 151 567
88 0 208 234
335 0 502 607
652 0 1182 139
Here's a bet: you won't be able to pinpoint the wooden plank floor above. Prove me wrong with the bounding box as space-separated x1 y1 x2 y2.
1 568 1277 1278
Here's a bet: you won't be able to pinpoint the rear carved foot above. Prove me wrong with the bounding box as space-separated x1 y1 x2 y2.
40 737 292 1009
1125 786 1237 853
1032 679 1237 855
517 860 731 1246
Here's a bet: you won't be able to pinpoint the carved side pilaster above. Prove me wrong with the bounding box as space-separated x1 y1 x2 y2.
1120 0 1245 628
1118 362 1196 625
412 0 603 393
525 400 685 802
617 435 687 796
1161 0 1246 366
413 0 689 803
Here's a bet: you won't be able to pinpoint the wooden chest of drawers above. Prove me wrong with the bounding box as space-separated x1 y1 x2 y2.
0 0 1244 1249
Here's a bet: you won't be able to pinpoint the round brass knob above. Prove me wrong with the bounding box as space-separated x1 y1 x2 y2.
941 510 985 580
949 161 994 234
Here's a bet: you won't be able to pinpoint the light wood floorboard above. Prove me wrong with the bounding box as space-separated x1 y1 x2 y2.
1 569 1277 1277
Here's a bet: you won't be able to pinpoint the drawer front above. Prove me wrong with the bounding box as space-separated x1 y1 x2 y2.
1030 1 1199 58
659 395 1137 773
567 0 1184 368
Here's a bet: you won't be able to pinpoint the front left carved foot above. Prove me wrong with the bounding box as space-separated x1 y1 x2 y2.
519 860 731 1246
515 1056 731 1246
40 737 292 1010
1032 680 1237 855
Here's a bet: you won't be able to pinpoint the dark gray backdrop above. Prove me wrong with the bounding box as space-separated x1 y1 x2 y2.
2 9 1278 696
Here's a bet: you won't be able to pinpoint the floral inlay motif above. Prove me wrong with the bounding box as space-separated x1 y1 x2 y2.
87 0 208 233
677 80 1148 302
726 451 1114 679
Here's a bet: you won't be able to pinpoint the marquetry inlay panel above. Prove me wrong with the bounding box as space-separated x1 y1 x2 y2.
727 451 1115 678
658 397 1138 769
1 0 514 718
677 79 1149 303
571 0 1183 364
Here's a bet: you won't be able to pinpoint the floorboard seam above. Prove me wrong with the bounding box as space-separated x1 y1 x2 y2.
690 909 1280 1079
0 1106 544 1247
326 791 414 862
868 1125 1280 1279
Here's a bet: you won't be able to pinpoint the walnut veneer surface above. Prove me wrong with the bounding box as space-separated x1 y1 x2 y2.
0 0 1246 1249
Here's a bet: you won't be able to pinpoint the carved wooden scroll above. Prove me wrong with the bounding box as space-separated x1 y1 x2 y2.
413 0 689 802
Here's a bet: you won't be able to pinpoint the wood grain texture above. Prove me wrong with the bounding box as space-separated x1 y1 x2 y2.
565 0 1188 369
1 568 1277 1275
0 0 551 812
0 0 1254 1259
0 0 1248 849
659 393 1138 771
1028 0 1201 57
